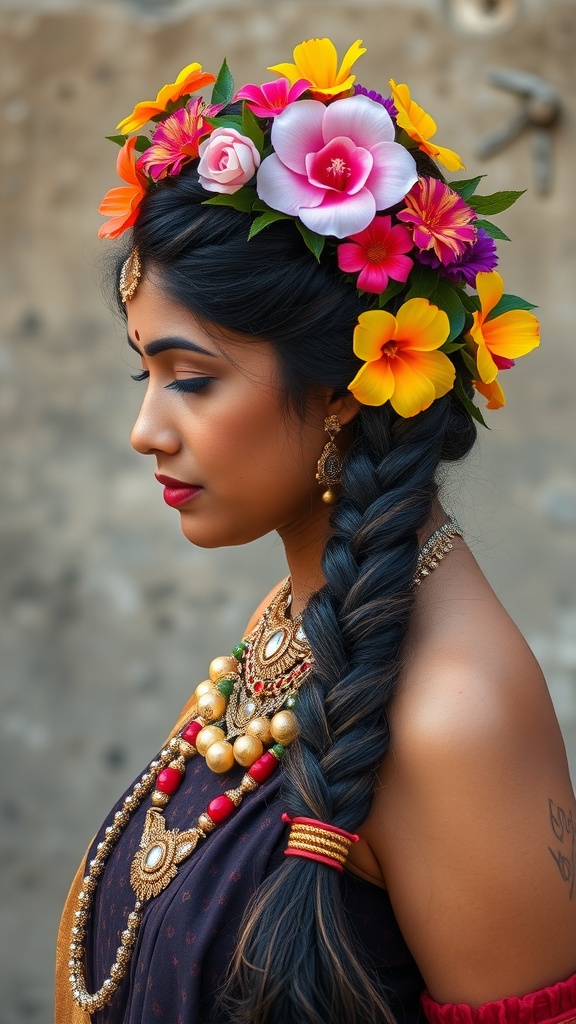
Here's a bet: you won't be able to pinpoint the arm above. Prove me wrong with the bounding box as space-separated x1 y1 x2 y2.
368 641 576 1008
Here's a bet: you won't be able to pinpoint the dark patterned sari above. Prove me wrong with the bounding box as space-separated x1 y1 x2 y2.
85 748 424 1023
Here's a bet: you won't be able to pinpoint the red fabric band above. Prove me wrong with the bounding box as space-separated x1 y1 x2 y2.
281 813 360 844
283 848 345 871
421 970 576 1024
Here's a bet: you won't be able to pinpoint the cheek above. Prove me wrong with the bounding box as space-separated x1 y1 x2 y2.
180 395 323 542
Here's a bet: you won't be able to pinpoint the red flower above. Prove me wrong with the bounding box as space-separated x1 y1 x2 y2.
337 215 413 294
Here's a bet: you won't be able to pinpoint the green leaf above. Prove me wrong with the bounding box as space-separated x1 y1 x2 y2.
475 218 510 242
203 114 244 131
460 347 479 379
459 291 481 313
440 340 465 354
468 190 525 215
212 58 235 107
296 222 325 262
241 102 265 152
404 264 439 300
133 135 152 153
202 187 257 213
248 209 291 239
487 293 538 319
454 377 489 428
449 175 485 201
106 135 128 147
430 281 466 342
376 279 406 307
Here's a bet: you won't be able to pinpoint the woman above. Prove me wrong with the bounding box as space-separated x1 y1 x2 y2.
57 38 576 1024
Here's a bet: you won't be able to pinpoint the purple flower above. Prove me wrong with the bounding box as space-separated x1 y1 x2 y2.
417 227 499 286
354 83 397 120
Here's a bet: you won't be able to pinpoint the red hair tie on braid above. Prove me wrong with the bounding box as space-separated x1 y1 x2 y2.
282 814 360 872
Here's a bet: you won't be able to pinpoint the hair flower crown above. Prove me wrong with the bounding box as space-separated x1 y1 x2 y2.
99 37 539 424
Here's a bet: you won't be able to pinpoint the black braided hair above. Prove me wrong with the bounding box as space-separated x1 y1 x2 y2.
120 164 477 1024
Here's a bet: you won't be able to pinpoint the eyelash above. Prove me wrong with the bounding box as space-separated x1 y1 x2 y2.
130 370 213 394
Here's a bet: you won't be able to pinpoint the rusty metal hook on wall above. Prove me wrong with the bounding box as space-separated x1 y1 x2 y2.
478 67 560 195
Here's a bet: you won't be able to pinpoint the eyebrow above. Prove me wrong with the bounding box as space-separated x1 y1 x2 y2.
127 334 217 358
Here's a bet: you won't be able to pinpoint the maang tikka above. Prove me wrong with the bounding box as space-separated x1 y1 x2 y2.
316 415 343 504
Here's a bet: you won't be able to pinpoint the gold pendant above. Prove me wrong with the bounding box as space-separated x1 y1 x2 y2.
130 808 202 901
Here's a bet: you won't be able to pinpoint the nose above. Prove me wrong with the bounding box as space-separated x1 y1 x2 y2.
130 386 181 457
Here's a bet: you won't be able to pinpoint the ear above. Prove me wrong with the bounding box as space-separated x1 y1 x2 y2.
326 390 361 427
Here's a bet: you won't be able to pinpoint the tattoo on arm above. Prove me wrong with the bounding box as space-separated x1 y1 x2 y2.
548 798 576 900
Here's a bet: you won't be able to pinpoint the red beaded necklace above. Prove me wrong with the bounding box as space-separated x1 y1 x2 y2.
68 579 311 1014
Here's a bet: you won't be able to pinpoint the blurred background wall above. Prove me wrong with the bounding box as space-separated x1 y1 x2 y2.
1 0 575 1020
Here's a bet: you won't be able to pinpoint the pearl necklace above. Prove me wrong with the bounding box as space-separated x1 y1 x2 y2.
68 579 311 1014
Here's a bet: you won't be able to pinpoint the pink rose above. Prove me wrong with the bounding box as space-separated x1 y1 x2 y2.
197 127 261 194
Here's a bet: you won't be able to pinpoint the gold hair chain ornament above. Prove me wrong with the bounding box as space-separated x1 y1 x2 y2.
316 415 343 504
119 247 142 303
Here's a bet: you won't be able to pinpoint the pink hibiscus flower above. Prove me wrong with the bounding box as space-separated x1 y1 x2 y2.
234 78 310 118
137 99 222 181
256 94 417 238
397 176 476 265
337 215 413 293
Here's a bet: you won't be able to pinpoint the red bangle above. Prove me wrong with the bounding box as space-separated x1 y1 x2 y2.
421 970 576 1024
282 813 359 872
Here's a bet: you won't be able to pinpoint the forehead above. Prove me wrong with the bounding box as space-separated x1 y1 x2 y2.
126 273 282 379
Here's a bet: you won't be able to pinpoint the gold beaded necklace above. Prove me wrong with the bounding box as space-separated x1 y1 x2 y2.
68 578 311 1014
68 523 462 1013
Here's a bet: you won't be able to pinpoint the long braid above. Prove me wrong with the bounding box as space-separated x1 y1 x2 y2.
228 399 469 1024
126 163 476 1024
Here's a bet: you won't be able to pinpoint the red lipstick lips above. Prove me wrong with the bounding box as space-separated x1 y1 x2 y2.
155 474 202 509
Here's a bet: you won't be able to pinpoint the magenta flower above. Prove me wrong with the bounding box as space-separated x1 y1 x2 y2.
256 94 418 239
397 177 476 265
417 227 498 287
235 78 310 118
137 99 221 181
337 215 413 293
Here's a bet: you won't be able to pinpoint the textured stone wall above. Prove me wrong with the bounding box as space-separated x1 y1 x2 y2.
1 2 575 1020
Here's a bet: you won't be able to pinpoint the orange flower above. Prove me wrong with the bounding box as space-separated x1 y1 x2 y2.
98 137 148 239
116 62 216 134
348 298 455 417
269 38 366 100
473 378 506 409
389 80 464 172
469 271 540 384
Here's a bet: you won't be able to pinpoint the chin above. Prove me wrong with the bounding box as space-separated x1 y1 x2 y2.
178 512 270 549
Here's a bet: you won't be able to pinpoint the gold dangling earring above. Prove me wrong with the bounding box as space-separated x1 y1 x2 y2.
316 415 342 504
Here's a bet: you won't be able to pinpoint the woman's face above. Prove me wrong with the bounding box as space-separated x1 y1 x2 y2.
126 274 349 549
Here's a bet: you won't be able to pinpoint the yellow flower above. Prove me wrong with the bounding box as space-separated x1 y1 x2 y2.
469 271 540 384
389 80 464 172
269 38 366 100
473 378 506 410
348 298 455 417
116 63 216 134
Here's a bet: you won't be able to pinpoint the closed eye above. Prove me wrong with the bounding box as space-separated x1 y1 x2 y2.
165 377 214 394
130 372 214 394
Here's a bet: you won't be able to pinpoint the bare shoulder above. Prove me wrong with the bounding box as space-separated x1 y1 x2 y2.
362 538 576 1005
243 578 286 635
